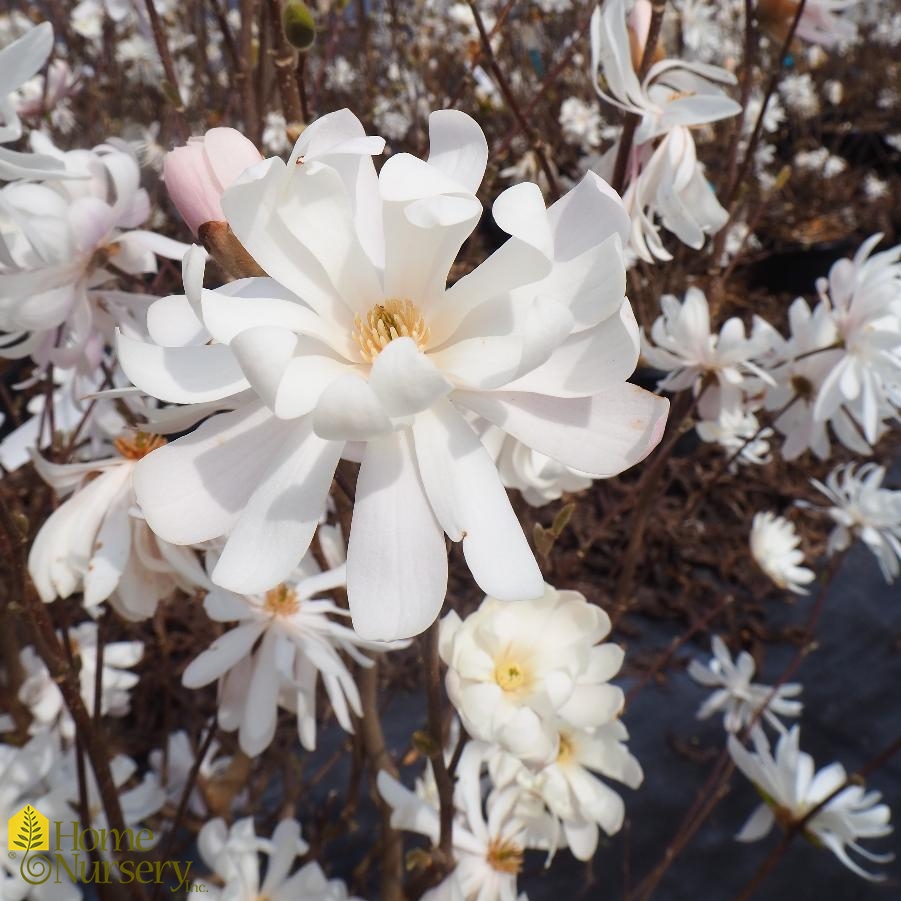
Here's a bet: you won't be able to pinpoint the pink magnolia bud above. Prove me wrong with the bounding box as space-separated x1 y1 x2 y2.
163 127 262 235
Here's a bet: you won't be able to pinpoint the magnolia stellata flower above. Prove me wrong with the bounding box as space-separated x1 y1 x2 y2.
729 727 893 881
750 511 816 594
0 22 67 180
18 622 143 740
182 530 404 755
163 128 263 235
118 108 669 640
490 718 643 861
27 432 208 621
695 407 773 469
811 234 901 446
195 818 361 901
0 135 186 372
808 463 901 582
589 0 741 262
688 636 802 737
440 585 627 765
379 744 552 901
642 287 773 417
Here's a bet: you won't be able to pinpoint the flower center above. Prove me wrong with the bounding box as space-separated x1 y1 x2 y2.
113 431 166 460
791 374 815 401
263 584 300 617
486 838 524 875
353 298 429 362
494 658 530 693
557 732 575 765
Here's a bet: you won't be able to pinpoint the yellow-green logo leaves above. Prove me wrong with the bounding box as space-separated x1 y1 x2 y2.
8 805 51 885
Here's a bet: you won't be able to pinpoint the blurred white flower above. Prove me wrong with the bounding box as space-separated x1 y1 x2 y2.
28 432 207 621
118 108 667 641
149 730 233 818
642 286 772 417
695 407 772 468
590 0 741 262
729 727 893 881
261 111 291 155
750 511 815 594
559 96 602 149
195 817 360 901
809 462 901 582
182 528 403 756
780 72 820 118
440 586 627 766
688 635 802 736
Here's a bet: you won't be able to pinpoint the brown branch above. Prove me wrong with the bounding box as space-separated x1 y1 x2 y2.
142 0 188 138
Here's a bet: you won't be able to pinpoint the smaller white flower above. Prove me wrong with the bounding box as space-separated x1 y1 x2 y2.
808 463 901 582
440 586 626 766
729 727 893 881
750 512 815 594
688 636 802 737
695 407 772 469
261 111 291 155
559 96 602 149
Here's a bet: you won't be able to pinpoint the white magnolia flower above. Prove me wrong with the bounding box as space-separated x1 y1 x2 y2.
483 426 592 507
780 72 820 118
440 586 627 765
491 719 642 860
750 512 815 594
118 108 668 640
182 530 402 755
729 727 893 881
688 636 802 736
809 463 901 582
811 234 901 445
195 817 360 901
27 432 208 621
0 22 67 181
695 407 772 468
18 621 143 740
149 730 233 818
559 96 602 149
0 134 185 372
379 745 547 901
590 0 741 262
642 286 772 417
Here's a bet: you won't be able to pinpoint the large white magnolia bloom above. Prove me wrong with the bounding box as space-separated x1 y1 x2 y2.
182 529 404 755
590 0 741 262
27 433 207 621
729 727 893 881
808 463 901 583
119 109 669 640
0 134 185 371
0 22 67 180
440 586 627 766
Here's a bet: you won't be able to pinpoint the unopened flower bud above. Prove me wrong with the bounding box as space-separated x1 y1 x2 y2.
163 127 262 235
283 0 316 51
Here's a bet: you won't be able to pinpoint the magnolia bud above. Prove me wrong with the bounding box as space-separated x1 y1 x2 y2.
283 0 316 51
163 127 262 235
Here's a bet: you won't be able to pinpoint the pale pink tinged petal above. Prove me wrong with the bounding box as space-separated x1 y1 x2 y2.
503 302 640 397
312 373 393 441
413 400 543 601
229 325 297 411
346 429 447 640
181 621 265 688
163 145 222 235
221 159 351 326
240 631 280 755
425 109 489 194
133 404 289 545
212 418 343 594
455 384 669 477
548 170 632 256
82 484 133 608
368 337 452 418
116 330 248 404
203 127 264 190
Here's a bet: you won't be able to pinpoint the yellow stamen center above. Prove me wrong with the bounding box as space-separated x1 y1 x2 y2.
486 838 524 875
113 432 166 460
263 584 300 617
494 658 530 693
353 298 430 362
557 732 575 765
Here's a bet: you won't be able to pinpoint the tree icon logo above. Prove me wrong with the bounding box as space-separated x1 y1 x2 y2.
7 805 51 885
